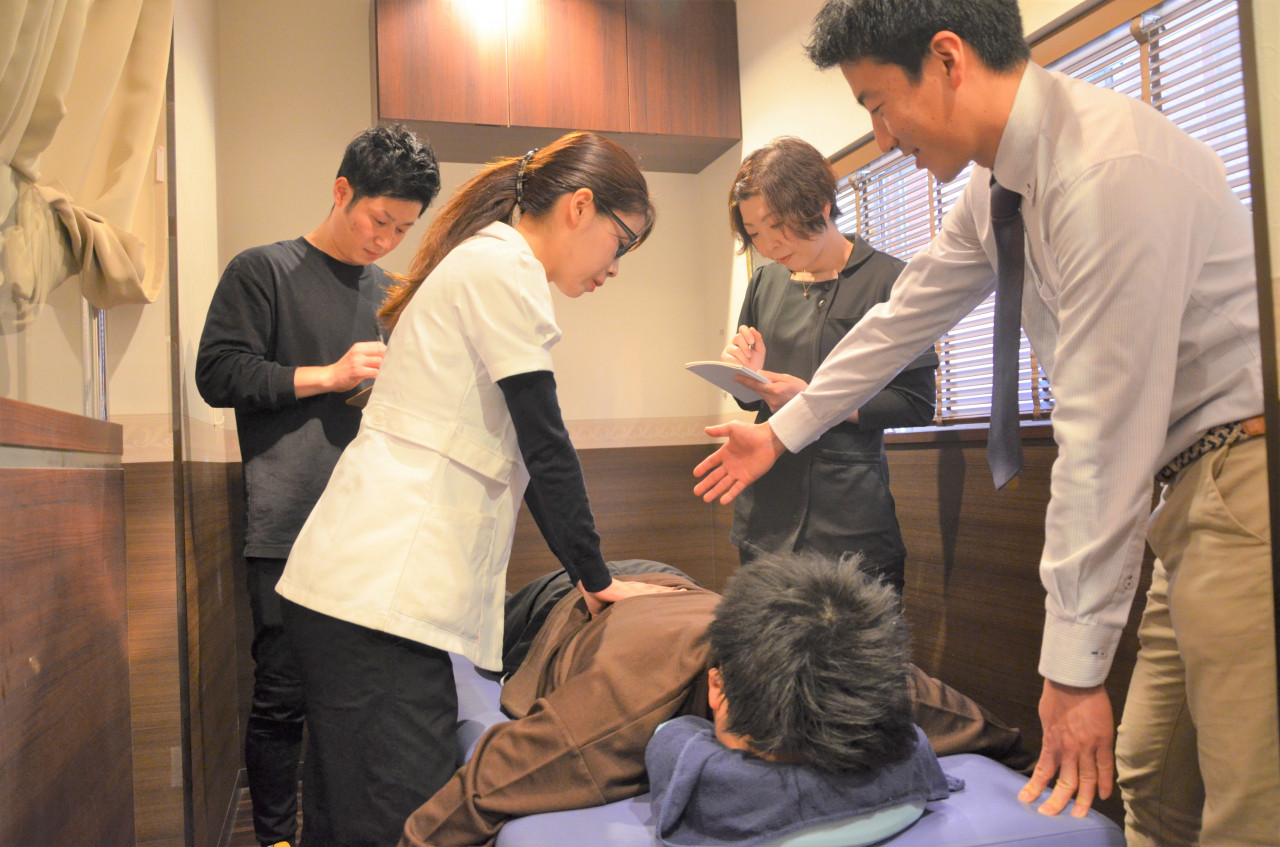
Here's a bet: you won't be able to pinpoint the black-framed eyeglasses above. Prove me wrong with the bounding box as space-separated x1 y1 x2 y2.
596 201 640 260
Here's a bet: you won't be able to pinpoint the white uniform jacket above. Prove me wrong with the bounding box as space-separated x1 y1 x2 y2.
277 222 561 671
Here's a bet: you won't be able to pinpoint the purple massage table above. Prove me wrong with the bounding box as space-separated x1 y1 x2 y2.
451 654 1126 847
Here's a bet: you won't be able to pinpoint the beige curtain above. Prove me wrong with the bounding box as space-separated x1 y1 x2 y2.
1 0 172 324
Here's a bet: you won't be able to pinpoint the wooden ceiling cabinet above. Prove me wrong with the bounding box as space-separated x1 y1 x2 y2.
376 0 509 127
374 0 741 173
508 0 631 134
626 0 741 141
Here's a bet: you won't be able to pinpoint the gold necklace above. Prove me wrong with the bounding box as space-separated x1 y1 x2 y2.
791 268 840 298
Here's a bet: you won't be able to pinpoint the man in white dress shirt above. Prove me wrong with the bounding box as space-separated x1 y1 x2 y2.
692 1 1276 844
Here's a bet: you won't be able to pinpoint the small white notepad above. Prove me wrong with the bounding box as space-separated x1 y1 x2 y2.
684 361 769 402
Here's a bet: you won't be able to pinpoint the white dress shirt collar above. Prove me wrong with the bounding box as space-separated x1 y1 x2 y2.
991 63 1051 202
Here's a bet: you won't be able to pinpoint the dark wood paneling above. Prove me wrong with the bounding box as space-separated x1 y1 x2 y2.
184 462 247 847
887 434 1149 823
0 395 123 453
376 0 510 126
508 0 630 133
125 462 186 847
125 460 249 847
0 467 134 847
625 0 741 139
507 444 736 592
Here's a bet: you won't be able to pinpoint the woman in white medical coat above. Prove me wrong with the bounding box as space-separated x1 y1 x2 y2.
276 131 667 847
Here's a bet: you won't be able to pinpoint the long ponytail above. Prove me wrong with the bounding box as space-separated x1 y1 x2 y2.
379 131 655 332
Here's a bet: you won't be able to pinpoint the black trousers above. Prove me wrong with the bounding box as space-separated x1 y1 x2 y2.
245 557 306 846
282 599 458 847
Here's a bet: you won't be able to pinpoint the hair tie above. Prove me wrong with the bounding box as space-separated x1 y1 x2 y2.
515 148 539 208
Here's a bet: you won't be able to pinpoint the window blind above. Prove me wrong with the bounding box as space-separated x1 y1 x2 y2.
833 0 1247 426
1140 0 1250 205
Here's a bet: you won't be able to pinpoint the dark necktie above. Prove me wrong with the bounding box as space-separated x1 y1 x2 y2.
989 179 1025 490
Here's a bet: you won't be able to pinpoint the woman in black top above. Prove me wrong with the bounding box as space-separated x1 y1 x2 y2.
722 137 937 591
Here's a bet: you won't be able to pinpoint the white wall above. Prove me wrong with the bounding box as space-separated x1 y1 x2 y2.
106 130 172 424
736 0 865 158
0 281 88 415
121 0 230 463
104 0 217 461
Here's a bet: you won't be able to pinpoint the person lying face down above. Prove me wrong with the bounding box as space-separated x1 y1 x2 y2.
400 553 1030 847
648 552 947 847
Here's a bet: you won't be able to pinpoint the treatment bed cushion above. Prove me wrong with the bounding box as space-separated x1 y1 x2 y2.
450 654 1126 847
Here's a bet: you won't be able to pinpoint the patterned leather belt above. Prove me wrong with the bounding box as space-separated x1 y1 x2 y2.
1156 414 1267 484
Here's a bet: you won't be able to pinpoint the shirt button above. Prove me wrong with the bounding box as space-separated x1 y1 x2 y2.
817 299 826 307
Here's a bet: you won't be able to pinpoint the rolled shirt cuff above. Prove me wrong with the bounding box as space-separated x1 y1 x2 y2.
767 395 827 454
573 555 612 593
1038 612 1124 688
272 364 299 405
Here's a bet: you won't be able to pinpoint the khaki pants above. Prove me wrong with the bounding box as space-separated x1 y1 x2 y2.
1117 437 1279 846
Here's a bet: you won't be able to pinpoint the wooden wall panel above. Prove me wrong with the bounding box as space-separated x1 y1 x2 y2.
709 483 740 595
0 467 134 847
507 444 738 592
125 461 250 847
887 436 1149 743
887 434 1149 823
184 462 248 847
125 462 186 847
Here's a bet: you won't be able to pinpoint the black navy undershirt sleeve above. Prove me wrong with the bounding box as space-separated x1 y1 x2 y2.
857 363 937 430
497 370 611 592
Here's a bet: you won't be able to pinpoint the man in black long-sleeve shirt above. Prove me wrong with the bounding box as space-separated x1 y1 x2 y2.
195 125 440 847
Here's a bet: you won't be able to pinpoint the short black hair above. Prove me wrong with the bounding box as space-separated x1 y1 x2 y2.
337 124 441 215
705 551 917 773
805 0 1030 80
